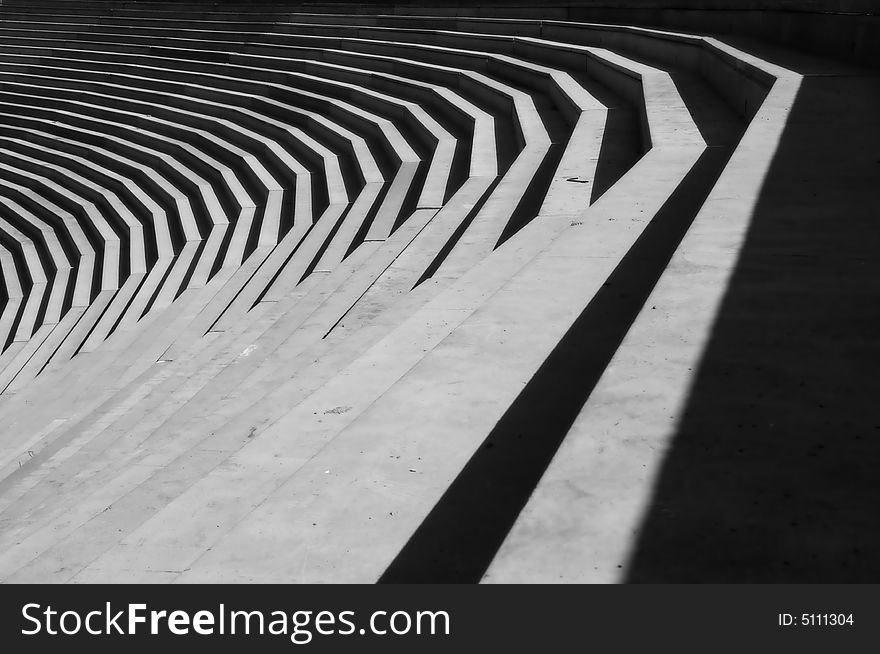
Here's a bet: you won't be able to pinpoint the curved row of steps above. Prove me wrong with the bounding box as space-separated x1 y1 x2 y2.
0 1 875 583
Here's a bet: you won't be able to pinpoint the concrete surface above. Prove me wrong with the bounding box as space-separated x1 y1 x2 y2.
0 1 876 584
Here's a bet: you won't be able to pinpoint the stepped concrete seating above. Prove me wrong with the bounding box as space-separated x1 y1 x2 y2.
0 76 314 362
0 7 572 480
0 184 85 389
0 114 202 351
0 95 234 328
0 37 454 344
0 67 309 303
0 5 696 504
0 28 502 438
0 15 660 312
0 138 148 354
0 33 580 498
0 1 876 583
0 5 716 552
0 242 25 345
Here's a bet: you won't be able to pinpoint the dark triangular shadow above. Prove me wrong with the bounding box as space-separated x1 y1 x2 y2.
625 70 880 582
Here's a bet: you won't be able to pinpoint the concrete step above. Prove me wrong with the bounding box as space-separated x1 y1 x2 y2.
484 38 801 585
0 193 74 329
38 131 700 583
0 243 25 348
0 33 672 588
0 19 652 280
0 33 506 434
0 209 51 345
0 179 95 306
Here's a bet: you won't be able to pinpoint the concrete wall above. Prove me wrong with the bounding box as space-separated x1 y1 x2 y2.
1 2 878 64
18 1 875 15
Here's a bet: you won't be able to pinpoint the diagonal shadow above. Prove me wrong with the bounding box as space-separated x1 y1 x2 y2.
378 62 744 583
625 72 880 582
379 140 735 583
